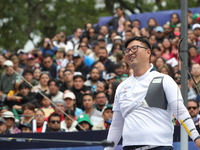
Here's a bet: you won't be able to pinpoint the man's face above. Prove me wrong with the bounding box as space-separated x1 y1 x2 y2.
98 49 108 62
27 59 35 67
24 73 33 82
100 26 108 36
43 57 53 68
114 66 124 76
73 57 82 67
191 64 200 76
132 21 140 28
125 32 132 41
20 88 30 96
155 31 164 38
102 109 113 121
83 95 94 109
73 78 84 90
187 101 199 118
194 28 200 37
21 127 32 133
75 28 82 38
63 71 73 82
97 82 105 92
48 116 61 131
90 69 100 82
49 81 59 95
95 93 107 106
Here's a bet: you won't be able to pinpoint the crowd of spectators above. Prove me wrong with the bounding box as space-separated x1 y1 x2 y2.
0 7 200 134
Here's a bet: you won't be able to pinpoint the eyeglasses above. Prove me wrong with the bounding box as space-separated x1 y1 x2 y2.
96 96 106 99
188 107 198 110
50 120 60 124
123 45 148 55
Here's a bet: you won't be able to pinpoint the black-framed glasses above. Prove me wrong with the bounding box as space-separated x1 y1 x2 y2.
188 107 198 110
123 45 148 55
50 120 60 124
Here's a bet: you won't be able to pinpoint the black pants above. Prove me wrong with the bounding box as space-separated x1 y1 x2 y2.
123 145 174 150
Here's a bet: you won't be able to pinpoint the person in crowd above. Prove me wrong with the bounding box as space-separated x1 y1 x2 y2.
70 75 91 109
60 69 74 92
105 36 200 150
68 28 83 49
60 109 77 132
165 13 181 29
46 113 64 132
52 99 67 122
17 49 27 69
108 81 120 105
188 45 200 64
82 93 103 126
146 18 159 33
124 30 133 43
187 99 200 125
22 69 39 86
19 123 32 133
94 91 110 112
41 54 60 79
131 19 141 29
122 21 132 41
155 57 166 70
33 68 41 81
99 25 110 44
154 26 165 43
75 41 92 56
114 62 128 82
93 105 113 130
24 54 37 71
105 73 117 85
108 43 123 63
76 114 93 131
66 50 74 63
84 67 101 93
32 71 50 93
88 41 100 61
2 111 20 134
40 37 57 57
91 61 107 80
34 109 47 133
0 117 10 134
106 31 119 53
10 55 24 75
161 38 172 60
63 91 83 118
55 47 68 68
48 79 63 102
97 47 115 73
190 63 200 94
192 23 200 50
57 67 65 85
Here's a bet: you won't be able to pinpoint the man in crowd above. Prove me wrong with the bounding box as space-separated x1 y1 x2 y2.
48 79 63 102
60 69 74 92
187 99 200 125
47 113 64 132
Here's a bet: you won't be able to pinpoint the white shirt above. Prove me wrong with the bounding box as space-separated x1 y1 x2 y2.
60 120 78 132
105 64 199 149
51 91 63 102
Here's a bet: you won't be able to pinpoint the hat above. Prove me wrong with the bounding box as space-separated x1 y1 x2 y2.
2 111 15 120
0 117 6 124
19 123 32 130
57 47 65 53
17 49 27 54
114 35 122 41
192 13 200 21
54 99 66 107
105 73 117 81
3 60 13 67
102 105 113 113
76 114 93 130
192 23 200 31
27 54 35 60
98 38 105 42
73 51 84 58
155 26 164 33
63 92 76 100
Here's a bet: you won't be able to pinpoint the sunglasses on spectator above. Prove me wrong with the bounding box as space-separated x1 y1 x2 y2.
50 120 60 124
188 107 198 110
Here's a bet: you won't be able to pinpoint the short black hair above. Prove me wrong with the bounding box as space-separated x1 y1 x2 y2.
94 91 106 99
63 69 72 74
73 75 85 81
48 78 60 87
83 93 94 100
18 82 32 90
48 113 60 122
188 99 199 108
22 69 33 76
124 36 152 50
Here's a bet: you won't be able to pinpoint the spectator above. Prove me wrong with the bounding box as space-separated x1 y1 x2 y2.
22 69 39 86
108 43 123 63
148 34 157 47
108 81 120 105
60 69 74 92
19 123 32 133
131 19 141 29
48 79 63 102
105 73 117 84
10 55 24 75
124 30 133 42
84 67 101 93
161 38 172 60
99 25 109 44
187 99 200 125
106 31 119 53
41 54 60 79
57 67 66 85
155 57 166 70
146 18 159 33
82 94 103 126
114 62 128 82
88 41 100 61
55 47 68 68
40 37 57 57
24 54 37 71
190 63 200 93
192 23 200 50
163 24 173 39
32 71 50 93
65 50 74 63
52 99 67 122
76 41 92 56
2 111 20 134
63 91 83 118
68 28 83 49
97 47 115 73
188 29 197 46
94 91 109 112
188 45 200 64
166 13 181 29
70 75 91 109
66 62 82 76
155 26 165 43
122 21 132 41
17 49 27 69
47 113 64 132
60 109 77 132
76 114 93 131
34 109 47 133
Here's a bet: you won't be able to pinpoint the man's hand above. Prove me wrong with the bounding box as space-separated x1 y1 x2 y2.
195 138 200 148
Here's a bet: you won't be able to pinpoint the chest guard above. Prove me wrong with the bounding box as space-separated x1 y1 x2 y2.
144 76 168 110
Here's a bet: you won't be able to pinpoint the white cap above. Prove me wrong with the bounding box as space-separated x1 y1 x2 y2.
2 111 15 119
3 60 13 67
63 92 76 100
114 35 122 40
192 23 200 31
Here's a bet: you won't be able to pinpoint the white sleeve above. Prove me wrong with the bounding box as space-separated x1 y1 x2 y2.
104 111 124 150
169 99 199 141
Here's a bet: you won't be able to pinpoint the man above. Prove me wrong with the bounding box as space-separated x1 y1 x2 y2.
88 41 100 61
192 23 200 50
190 63 200 93
70 75 91 109
82 94 103 126
94 91 109 112
187 99 200 125
24 54 37 71
60 69 74 92
0 60 17 102
99 25 109 44
22 69 39 86
19 123 32 133
69 28 83 48
47 113 64 132
155 26 165 43
0 117 9 134
48 79 63 102
97 47 115 73
52 99 67 121
41 54 60 79
105 36 200 150
114 62 128 82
